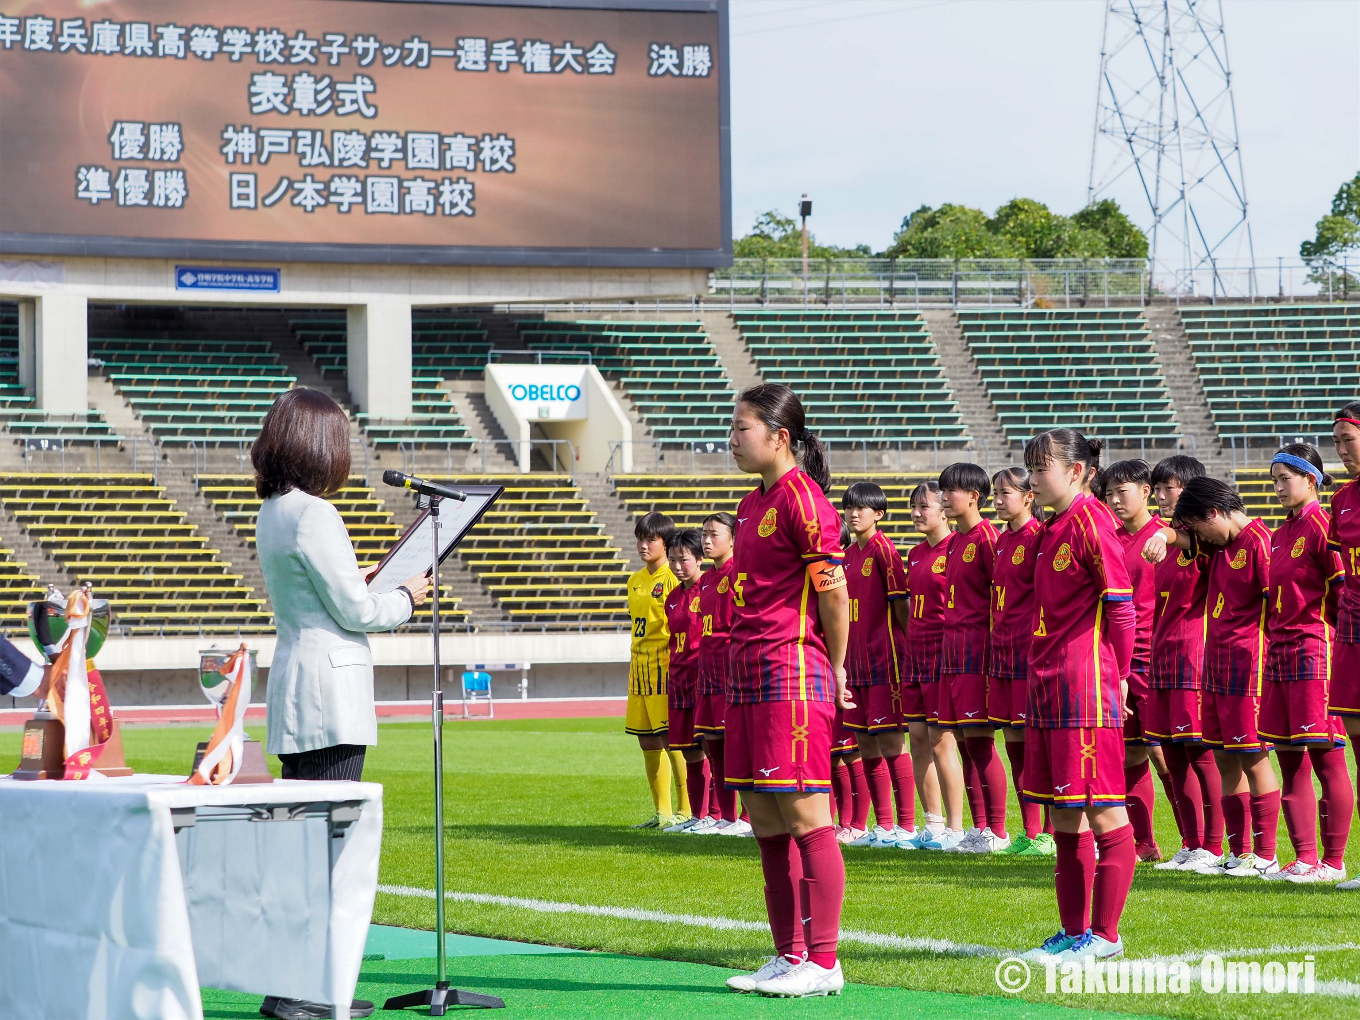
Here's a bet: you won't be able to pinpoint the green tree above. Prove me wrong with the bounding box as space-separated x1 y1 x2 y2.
1071 199 1150 259
1300 172 1360 262
885 204 1020 259
733 209 864 259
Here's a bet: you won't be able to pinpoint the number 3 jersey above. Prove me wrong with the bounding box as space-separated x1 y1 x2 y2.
628 563 678 696
728 467 845 704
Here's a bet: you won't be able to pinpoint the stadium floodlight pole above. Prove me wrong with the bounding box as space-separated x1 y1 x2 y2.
799 194 812 305
384 495 505 1015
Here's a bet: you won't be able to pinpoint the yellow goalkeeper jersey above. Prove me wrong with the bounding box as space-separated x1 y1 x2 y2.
628 563 678 696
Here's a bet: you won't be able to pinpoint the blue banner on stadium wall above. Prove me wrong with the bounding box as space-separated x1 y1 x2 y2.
175 266 280 292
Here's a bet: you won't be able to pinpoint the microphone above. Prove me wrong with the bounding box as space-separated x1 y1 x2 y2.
382 470 468 502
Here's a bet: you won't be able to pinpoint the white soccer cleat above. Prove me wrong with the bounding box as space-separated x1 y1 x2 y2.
718 819 754 837
836 826 867 845
944 827 986 853
850 826 898 848
1222 853 1280 877
894 826 922 849
1153 846 1194 871
754 959 845 997
1055 931 1124 961
1262 859 1318 881
979 828 1012 853
726 954 800 993
686 817 721 834
1181 848 1225 873
661 815 696 833
1335 876 1360 890
918 827 967 851
1281 862 1347 884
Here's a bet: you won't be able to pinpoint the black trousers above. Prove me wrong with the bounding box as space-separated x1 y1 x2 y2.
277 743 367 781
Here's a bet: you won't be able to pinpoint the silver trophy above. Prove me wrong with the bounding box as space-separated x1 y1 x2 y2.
27 584 111 664
199 647 258 709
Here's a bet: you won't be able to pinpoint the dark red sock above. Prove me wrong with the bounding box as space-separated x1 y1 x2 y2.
1163 742 1203 849
1250 790 1281 860
1053 830 1095 936
1123 759 1155 847
756 834 806 960
1309 745 1354 869
1004 740 1041 838
1278 751 1319 865
862 755 894 831
1187 745 1224 854
1155 764 1186 842
794 826 844 969
707 741 737 822
830 759 853 827
1222 791 1250 857
964 735 1009 837
958 738 985 828
847 757 870 831
885 753 916 830
1091 825 1136 943
686 757 709 819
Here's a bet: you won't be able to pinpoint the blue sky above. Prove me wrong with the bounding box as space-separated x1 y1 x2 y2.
728 0 1360 264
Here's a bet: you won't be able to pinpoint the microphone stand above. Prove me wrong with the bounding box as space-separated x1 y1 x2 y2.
384 495 504 1014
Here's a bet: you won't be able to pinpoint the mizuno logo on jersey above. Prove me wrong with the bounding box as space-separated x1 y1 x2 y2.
1299 722 1316 731
872 716 887 724
1055 783 1071 792
1176 724 1190 731
964 711 978 717
758 766 780 776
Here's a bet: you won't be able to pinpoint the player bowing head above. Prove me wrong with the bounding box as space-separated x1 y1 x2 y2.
840 482 917 850
626 511 682 829
1257 443 1353 885
1019 429 1138 966
724 384 851 998
661 529 708 832
1329 406 1360 892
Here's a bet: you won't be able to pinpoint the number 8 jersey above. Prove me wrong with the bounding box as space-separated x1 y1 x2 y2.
728 467 846 704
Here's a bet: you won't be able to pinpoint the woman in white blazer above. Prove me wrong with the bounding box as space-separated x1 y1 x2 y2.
252 388 430 784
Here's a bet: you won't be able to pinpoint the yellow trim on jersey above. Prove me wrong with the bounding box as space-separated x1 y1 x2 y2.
1092 598 1104 720
628 564 678 696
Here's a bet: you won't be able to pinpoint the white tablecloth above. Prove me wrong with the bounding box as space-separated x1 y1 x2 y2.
0 774 382 1020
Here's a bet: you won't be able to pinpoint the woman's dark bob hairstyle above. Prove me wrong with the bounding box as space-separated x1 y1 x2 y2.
252 388 352 499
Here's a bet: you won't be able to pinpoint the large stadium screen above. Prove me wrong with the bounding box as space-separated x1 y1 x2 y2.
0 0 729 266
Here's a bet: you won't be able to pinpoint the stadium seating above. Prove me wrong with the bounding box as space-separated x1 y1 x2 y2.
613 473 939 549
0 474 271 635
731 310 966 442
195 475 469 630
0 302 117 442
91 332 294 445
429 474 631 626
0 542 44 638
958 308 1177 442
520 320 735 444
1180 304 1360 439
355 380 471 449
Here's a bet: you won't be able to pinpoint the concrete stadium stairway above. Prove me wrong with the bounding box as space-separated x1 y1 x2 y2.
1144 304 1229 476
576 471 643 572
697 310 764 393
922 309 1011 464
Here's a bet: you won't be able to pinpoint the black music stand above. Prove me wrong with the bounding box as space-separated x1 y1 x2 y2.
381 489 506 1015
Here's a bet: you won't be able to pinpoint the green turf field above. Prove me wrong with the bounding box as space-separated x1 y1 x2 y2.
3 719 1355 1020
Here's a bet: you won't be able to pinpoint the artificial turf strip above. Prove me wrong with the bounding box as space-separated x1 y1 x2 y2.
4 720 1356 1020
201 947 1167 1020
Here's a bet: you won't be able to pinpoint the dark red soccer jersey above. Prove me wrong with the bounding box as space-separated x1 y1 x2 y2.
1150 530 1212 691
941 517 999 675
904 532 956 683
697 557 736 696
728 467 845 704
1027 493 1134 729
1267 500 1344 681
1327 479 1360 644
844 530 909 685
1205 517 1271 696
665 581 703 708
1118 515 1166 676
990 516 1043 680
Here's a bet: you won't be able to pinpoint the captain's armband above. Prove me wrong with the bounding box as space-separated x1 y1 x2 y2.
808 559 847 593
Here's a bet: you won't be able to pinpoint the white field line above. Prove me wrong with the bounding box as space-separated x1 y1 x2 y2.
377 883 1360 986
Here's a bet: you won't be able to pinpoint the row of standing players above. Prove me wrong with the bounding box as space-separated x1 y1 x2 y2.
623 383 1360 998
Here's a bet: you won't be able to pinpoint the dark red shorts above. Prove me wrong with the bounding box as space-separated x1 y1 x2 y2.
831 707 857 756
725 699 834 793
667 707 698 749
1202 691 1267 753
899 680 926 722
987 676 1026 728
1022 726 1127 808
936 673 990 728
694 692 726 735
1123 671 1152 745
1143 687 1203 743
921 681 941 725
1329 641 1360 718
844 682 904 733
1259 678 1347 746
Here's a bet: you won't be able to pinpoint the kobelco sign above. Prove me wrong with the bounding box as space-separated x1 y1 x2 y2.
488 365 589 420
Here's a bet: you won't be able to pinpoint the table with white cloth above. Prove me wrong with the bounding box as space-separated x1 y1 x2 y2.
0 774 383 1020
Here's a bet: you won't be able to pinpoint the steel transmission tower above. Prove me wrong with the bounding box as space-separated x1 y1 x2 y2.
1088 0 1256 298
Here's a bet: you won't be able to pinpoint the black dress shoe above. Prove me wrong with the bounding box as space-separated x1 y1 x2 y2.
260 996 375 1019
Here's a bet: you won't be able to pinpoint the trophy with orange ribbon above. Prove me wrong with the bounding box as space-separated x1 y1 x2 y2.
188 644 273 785
13 585 132 780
